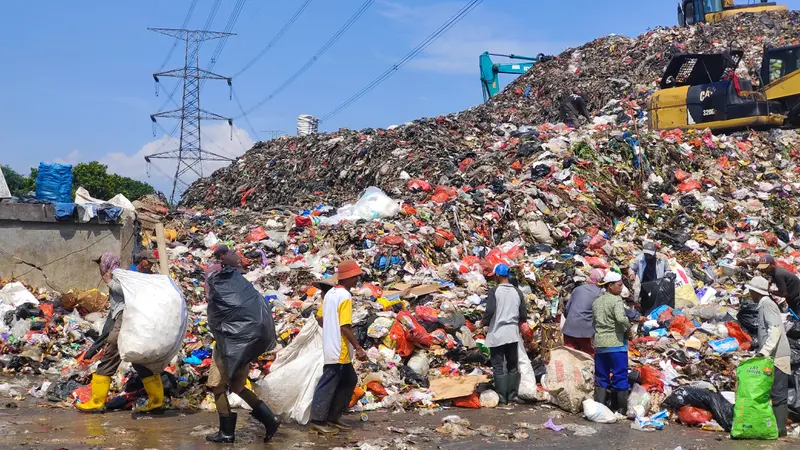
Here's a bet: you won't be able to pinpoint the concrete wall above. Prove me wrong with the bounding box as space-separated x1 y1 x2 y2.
0 203 134 292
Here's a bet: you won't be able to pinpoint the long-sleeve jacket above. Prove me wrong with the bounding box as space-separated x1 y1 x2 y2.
563 284 603 338
756 296 791 374
483 283 528 348
592 293 630 349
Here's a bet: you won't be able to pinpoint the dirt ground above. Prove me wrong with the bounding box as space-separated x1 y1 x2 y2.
0 401 797 450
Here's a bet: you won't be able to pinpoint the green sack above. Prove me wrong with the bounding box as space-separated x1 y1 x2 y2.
731 356 778 440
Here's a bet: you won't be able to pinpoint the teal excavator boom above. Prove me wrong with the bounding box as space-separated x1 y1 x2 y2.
480 51 552 102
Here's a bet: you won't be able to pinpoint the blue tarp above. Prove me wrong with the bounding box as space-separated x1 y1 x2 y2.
35 163 72 203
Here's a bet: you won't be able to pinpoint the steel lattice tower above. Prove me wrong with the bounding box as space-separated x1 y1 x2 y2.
145 28 235 205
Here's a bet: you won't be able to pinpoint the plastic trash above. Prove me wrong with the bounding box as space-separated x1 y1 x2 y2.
35 162 72 203
709 337 739 354
257 319 323 425
115 269 187 372
479 389 499 408
0 282 39 307
731 357 778 440
583 399 617 423
627 384 652 418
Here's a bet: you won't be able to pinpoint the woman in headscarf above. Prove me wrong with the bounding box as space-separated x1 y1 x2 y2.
562 268 605 356
75 252 165 414
592 271 630 414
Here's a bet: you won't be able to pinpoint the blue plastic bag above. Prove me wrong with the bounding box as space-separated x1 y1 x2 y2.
35 163 73 203
709 337 739 354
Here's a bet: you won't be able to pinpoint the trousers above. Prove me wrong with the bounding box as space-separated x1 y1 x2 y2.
96 312 153 378
563 336 594 356
594 351 629 390
489 342 519 376
772 368 789 406
310 363 357 423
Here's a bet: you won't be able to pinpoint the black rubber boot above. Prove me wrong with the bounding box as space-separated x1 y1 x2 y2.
206 413 236 444
594 387 608 407
251 401 281 442
614 390 628 415
507 371 524 404
494 374 509 405
773 404 788 437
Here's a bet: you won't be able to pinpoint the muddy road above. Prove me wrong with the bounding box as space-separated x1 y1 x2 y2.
0 402 796 450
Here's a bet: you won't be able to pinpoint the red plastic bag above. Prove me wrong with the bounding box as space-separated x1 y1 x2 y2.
458 158 475 171
657 308 675 325
669 315 695 337
72 385 93 404
389 320 414 357
452 392 481 409
240 187 256 206
414 305 440 323
725 321 752 351
40 303 54 318
674 169 692 182
677 179 702 192
366 381 388 401
639 366 665 393
583 257 610 269
397 310 432 348
429 328 448 345
520 322 533 342
246 226 268 243
678 406 712 425
380 235 404 246
588 235 607 250
295 216 312 227
431 192 451 203
407 179 432 192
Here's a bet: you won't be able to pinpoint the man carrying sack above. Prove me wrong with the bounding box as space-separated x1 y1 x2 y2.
205 252 280 443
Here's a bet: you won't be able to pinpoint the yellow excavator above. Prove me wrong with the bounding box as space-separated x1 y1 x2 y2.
678 0 787 26
647 45 800 131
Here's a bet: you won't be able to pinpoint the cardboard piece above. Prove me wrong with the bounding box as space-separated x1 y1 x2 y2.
429 375 490 401
382 283 442 300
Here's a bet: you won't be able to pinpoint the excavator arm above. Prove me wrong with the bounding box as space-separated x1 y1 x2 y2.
480 52 551 102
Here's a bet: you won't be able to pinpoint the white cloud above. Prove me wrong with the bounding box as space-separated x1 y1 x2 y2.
54 150 82 166
101 123 255 196
378 1 577 76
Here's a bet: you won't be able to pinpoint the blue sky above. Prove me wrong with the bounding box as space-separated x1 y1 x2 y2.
3 0 799 194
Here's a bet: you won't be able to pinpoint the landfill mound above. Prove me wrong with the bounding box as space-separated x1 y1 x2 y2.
182 11 800 210
477 10 800 125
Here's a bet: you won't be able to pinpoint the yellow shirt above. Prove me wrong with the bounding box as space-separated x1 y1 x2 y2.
317 287 353 364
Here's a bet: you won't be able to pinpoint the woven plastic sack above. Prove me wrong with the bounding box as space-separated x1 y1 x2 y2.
541 346 594 413
115 270 187 372
731 356 778 440
257 319 324 425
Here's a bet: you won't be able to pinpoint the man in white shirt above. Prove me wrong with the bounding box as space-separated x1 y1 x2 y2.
309 260 368 435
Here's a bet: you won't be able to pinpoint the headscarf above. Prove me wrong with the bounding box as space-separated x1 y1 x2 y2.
589 268 605 284
99 252 121 274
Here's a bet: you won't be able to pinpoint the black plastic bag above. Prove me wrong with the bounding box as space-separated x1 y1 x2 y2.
640 273 676 316
663 386 733 431
438 311 466 332
790 338 800 369
737 301 760 336
786 320 800 340
207 267 277 380
354 313 377 350
399 364 429 388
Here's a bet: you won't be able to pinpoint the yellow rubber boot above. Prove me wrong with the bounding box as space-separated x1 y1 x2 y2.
75 374 111 413
136 375 165 414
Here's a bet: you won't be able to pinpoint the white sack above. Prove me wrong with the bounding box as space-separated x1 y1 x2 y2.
115 270 187 372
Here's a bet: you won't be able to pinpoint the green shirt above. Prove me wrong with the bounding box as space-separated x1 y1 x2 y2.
592 293 630 349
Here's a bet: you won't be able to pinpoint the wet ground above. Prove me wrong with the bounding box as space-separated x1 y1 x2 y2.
0 402 797 450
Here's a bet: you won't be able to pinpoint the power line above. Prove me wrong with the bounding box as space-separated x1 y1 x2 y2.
232 87 260 141
206 0 247 72
201 0 223 31
321 0 482 123
157 0 199 71
235 0 375 118
233 0 314 78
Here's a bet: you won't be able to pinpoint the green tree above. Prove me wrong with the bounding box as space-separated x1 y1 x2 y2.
72 161 155 201
1 165 36 196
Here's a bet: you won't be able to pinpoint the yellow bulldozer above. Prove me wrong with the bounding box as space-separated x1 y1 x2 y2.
647 45 800 131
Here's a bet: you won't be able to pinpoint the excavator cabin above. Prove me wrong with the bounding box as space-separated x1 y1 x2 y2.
647 46 800 132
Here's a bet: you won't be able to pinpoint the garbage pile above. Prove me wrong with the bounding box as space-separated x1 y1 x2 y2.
2 9 800 439
182 10 800 209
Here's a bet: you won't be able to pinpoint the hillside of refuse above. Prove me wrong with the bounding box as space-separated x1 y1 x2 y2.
182 11 800 210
